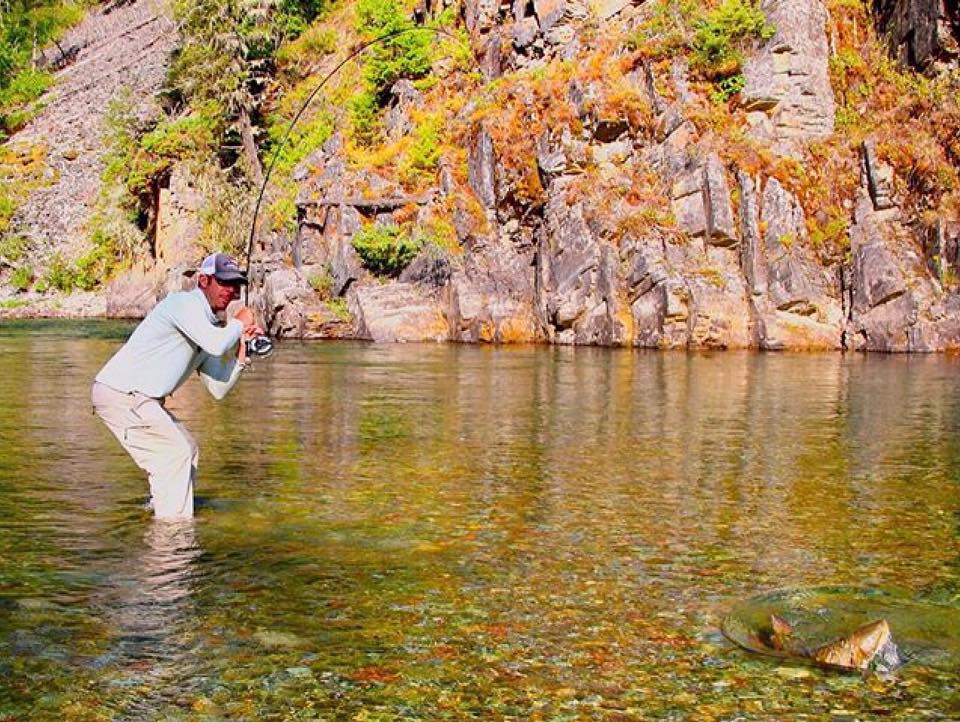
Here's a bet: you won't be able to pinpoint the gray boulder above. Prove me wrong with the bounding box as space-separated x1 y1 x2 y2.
350 283 450 342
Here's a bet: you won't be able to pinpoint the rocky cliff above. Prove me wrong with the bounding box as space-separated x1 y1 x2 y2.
3 0 960 352
0 0 176 317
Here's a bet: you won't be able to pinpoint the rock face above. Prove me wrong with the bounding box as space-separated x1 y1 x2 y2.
5 0 960 352
155 167 202 269
875 0 960 71
9 0 175 264
230 0 960 350
741 0 836 143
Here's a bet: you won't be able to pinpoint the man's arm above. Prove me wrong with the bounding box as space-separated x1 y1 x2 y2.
197 351 245 400
168 295 245 356
197 324 262 400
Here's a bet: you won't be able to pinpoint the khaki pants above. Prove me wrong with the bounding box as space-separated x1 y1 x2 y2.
91 381 197 519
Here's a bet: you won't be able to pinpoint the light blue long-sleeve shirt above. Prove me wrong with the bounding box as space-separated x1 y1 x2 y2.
96 288 245 400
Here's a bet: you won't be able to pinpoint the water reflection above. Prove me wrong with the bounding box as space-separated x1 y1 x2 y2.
3 324 960 719
103 521 201 657
94 521 202 719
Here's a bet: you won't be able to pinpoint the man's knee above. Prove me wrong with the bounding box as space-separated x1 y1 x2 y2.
170 434 198 468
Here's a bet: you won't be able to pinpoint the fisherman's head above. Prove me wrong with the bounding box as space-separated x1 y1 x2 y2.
195 252 247 312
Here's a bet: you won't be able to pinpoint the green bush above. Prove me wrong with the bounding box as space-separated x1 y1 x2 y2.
327 296 350 321
355 0 432 102
42 253 76 293
350 0 433 143
350 89 381 144
80 184 151 289
692 0 775 79
73 243 112 291
140 113 217 158
124 110 220 196
710 73 746 103
0 68 54 133
168 0 331 179
351 223 422 276
0 233 27 262
0 2 86 134
265 108 333 178
400 113 442 181
9 265 32 292
308 268 334 297
0 194 18 234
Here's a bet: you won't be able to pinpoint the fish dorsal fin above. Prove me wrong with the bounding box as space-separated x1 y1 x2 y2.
768 614 801 653
813 619 892 670
770 614 794 637
849 619 891 655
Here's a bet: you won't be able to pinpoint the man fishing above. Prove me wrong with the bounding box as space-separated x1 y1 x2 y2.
91 252 263 520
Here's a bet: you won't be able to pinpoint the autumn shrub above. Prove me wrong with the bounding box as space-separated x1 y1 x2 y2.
824 0 960 222
0 142 50 242
351 223 422 276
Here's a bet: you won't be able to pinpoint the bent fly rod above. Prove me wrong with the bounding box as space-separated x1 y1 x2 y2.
241 24 461 357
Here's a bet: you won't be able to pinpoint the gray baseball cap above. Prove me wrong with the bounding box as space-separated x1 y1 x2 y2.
197 252 247 284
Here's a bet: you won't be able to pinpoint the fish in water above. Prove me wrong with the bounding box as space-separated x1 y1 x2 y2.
764 614 904 673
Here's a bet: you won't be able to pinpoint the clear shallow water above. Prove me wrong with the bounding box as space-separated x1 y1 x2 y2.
2 321 960 720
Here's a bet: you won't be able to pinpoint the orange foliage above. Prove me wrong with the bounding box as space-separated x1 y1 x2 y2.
348 665 401 684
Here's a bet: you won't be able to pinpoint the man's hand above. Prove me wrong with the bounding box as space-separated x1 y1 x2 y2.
234 305 255 329
234 306 263 365
241 324 265 341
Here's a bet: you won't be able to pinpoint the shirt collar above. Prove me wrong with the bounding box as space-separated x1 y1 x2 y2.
191 287 218 323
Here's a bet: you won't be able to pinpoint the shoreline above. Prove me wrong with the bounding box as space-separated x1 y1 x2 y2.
5 313 960 354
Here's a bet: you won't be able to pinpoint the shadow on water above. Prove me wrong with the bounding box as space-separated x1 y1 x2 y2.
2 322 960 719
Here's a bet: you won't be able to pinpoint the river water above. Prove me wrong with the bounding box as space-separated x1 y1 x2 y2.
2 320 960 720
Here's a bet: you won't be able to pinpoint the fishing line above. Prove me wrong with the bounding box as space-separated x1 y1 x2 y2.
242 24 461 307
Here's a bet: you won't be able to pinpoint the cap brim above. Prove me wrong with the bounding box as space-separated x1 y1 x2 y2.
215 272 248 284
